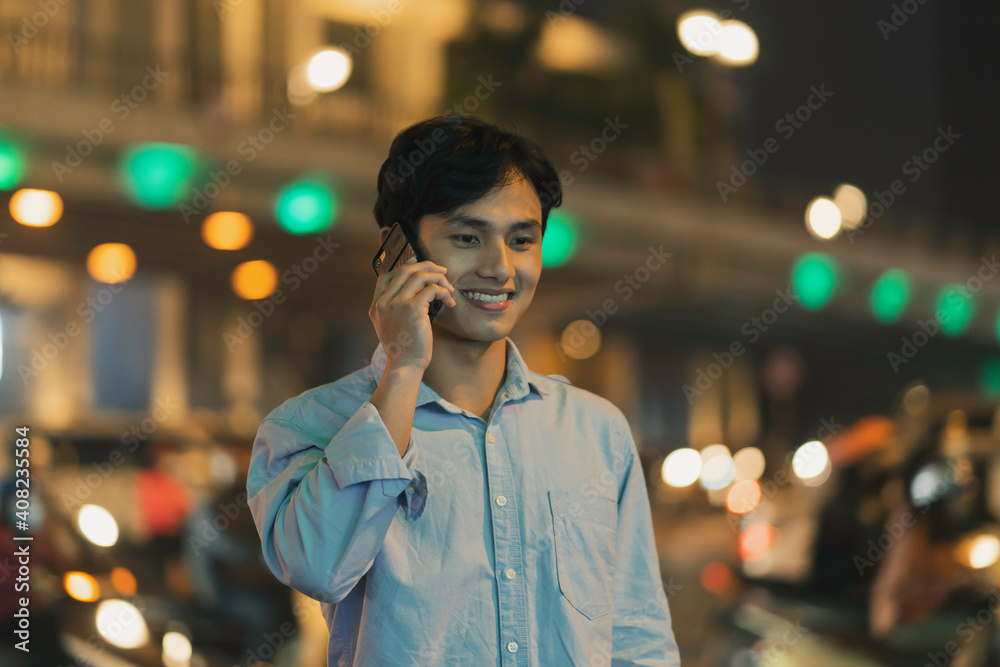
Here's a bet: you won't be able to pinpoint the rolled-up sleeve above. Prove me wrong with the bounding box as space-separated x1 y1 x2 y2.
247 400 426 604
610 415 682 666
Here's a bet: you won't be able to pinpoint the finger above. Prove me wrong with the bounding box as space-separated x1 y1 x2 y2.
395 271 455 303
384 259 446 293
435 284 458 306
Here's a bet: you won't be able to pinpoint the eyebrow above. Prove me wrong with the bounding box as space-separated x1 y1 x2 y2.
443 215 542 234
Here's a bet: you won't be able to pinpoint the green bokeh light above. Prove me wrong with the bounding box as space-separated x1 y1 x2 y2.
978 358 1000 400
935 283 974 337
870 268 912 323
791 252 839 310
541 209 579 268
274 176 337 235
0 131 26 190
118 143 201 209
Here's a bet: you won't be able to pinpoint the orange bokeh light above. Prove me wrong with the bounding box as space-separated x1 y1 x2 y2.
699 561 733 594
86 243 137 283
726 480 762 515
64 571 100 602
202 211 254 250
231 260 278 300
110 566 137 595
739 523 774 561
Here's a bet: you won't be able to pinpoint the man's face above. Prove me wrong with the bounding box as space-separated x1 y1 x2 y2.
384 174 544 343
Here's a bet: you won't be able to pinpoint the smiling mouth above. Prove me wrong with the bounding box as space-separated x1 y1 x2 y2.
459 290 513 303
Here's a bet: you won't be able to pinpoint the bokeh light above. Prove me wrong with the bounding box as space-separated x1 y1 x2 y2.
805 196 842 240
733 447 765 482
306 48 353 92
935 283 974 337
86 243 137 284
162 631 193 663
202 211 254 250
791 252 840 310
10 188 63 227
232 260 279 300
110 567 137 595
96 600 149 649
711 20 758 66
833 183 867 229
541 209 579 268
76 504 119 547
739 523 774 561
700 562 733 594
275 176 337 234
559 319 601 360
726 480 762 514
791 440 830 482
870 268 912 323
0 132 27 189
978 359 1000 401
911 462 947 507
967 535 1000 569
64 571 100 602
118 142 200 209
662 448 702 488
699 444 735 490
677 10 723 56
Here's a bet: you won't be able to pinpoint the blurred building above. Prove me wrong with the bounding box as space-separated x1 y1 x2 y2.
0 0 997 480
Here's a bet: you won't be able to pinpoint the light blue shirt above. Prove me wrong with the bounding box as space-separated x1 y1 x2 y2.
247 336 681 666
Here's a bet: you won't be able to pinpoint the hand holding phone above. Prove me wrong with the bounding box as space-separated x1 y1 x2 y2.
370 223 457 372
372 222 446 321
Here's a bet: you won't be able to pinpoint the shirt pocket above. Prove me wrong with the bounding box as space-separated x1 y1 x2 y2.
548 490 618 620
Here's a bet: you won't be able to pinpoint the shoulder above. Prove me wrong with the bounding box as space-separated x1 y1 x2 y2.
261 366 376 438
527 370 630 435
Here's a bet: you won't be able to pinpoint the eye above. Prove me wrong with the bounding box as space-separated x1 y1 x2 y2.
450 234 536 248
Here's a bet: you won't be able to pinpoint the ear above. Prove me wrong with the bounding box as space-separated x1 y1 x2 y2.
379 226 390 245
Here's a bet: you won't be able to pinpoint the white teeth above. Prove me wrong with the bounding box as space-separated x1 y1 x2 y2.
461 290 510 303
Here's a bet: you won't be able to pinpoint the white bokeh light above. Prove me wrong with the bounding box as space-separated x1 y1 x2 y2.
969 535 1000 569
733 447 766 482
96 600 149 649
700 444 735 490
712 20 758 66
305 48 353 92
677 10 723 56
791 441 830 481
77 504 119 547
662 448 702 488
805 197 843 239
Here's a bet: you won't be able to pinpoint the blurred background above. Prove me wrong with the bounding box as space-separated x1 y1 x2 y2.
2 0 1000 665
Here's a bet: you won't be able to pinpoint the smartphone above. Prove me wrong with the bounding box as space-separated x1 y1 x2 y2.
372 222 444 322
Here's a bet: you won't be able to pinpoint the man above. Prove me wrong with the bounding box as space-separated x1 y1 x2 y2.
247 116 681 666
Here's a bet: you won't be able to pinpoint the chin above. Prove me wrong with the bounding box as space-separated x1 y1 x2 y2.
438 318 515 343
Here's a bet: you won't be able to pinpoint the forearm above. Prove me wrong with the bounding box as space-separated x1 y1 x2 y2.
370 365 424 458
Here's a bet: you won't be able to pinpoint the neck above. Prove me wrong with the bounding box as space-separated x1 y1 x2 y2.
421 334 508 418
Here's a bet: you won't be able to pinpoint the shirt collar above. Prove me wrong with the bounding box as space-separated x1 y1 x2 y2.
369 336 548 410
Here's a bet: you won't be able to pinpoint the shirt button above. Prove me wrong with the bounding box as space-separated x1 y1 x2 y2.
506 641 518 653
487 432 495 443
504 568 516 579
495 495 507 506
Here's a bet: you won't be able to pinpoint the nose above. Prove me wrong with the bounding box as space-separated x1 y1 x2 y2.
477 237 515 283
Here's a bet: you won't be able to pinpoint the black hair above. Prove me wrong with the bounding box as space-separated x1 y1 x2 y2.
373 115 562 244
